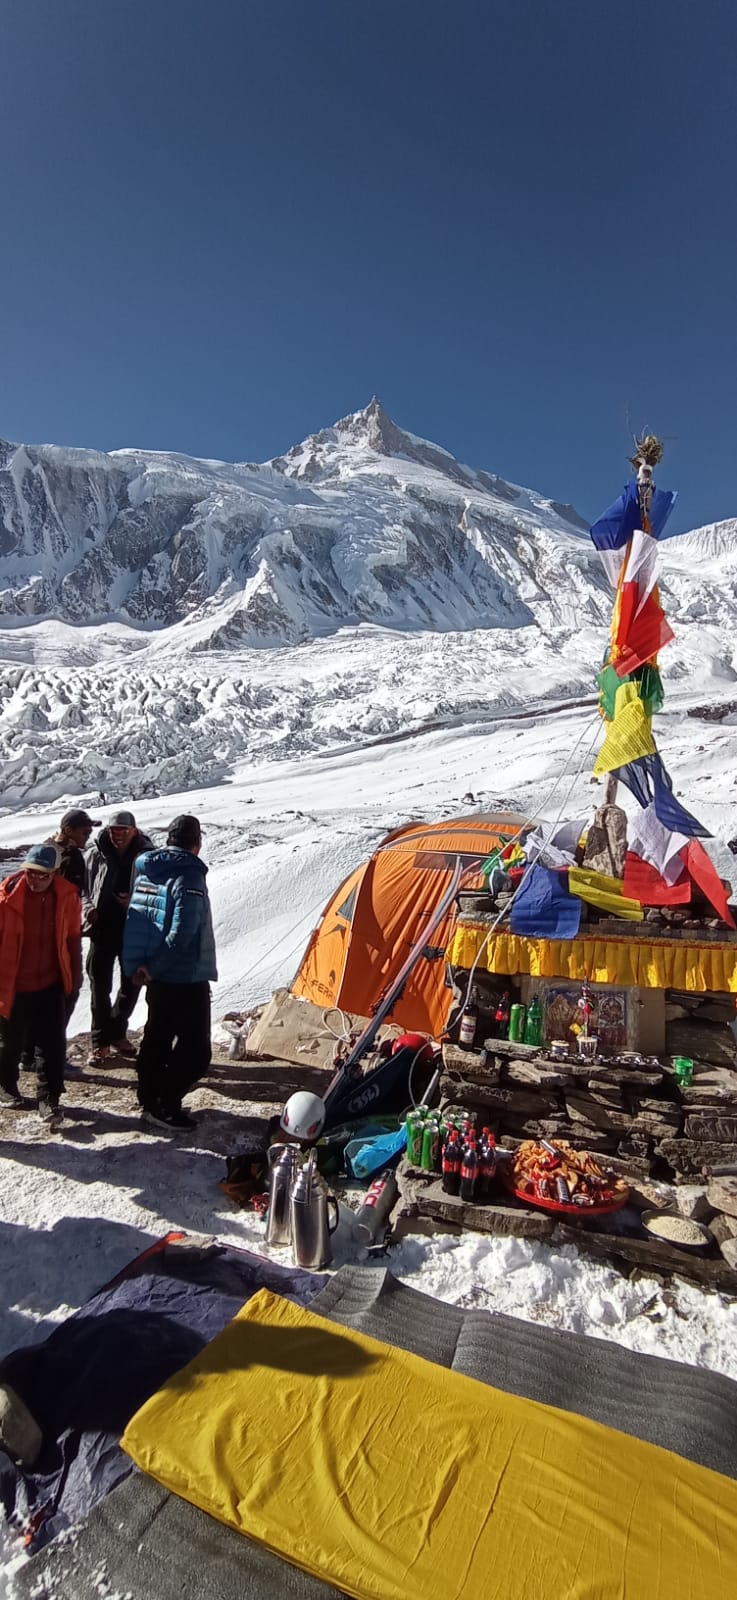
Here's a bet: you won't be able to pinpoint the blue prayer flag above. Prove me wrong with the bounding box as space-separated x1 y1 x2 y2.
613 754 710 838
648 487 678 539
590 481 677 551
649 755 710 837
510 864 582 941
590 482 640 552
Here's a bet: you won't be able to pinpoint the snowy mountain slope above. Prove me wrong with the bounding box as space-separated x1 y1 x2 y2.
0 400 608 640
0 401 736 812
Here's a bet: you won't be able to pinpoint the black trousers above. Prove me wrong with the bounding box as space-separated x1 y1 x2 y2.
0 985 66 1104
86 925 138 1048
136 982 211 1112
19 979 78 1070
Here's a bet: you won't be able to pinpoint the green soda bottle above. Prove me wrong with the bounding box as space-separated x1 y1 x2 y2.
524 996 543 1047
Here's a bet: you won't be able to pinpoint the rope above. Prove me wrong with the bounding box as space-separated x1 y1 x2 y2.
217 706 602 1019
214 888 332 1011
451 714 603 1018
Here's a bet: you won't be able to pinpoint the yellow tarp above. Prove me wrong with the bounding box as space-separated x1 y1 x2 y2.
448 922 737 992
122 1289 737 1600
568 866 645 922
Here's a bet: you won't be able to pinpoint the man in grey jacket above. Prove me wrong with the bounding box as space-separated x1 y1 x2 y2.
84 810 153 1066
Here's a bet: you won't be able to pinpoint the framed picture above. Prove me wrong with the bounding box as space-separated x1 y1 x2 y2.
543 984 629 1052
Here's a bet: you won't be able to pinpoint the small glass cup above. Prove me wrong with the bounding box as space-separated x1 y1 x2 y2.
673 1055 694 1088
577 1034 599 1062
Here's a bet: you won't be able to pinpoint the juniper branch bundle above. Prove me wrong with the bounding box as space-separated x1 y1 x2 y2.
629 432 664 471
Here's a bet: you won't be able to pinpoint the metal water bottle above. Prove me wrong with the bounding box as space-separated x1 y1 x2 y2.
265 1144 302 1247
352 1170 399 1245
290 1150 340 1270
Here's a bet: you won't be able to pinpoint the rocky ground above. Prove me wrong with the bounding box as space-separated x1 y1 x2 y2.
61 1029 326 1132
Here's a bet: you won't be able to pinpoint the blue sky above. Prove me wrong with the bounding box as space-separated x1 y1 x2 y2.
1 0 735 533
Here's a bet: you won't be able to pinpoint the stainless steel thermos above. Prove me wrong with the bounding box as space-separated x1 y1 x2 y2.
289 1150 340 1269
265 1144 303 1246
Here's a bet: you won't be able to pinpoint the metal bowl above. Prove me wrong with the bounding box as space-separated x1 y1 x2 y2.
641 1210 711 1254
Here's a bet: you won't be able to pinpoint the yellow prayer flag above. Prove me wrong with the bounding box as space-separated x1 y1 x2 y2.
568 866 644 921
593 681 655 775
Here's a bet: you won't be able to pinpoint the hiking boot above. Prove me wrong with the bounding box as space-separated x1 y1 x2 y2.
86 1047 111 1068
0 1087 23 1109
141 1104 197 1131
112 1038 137 1060
38 1100 63 1128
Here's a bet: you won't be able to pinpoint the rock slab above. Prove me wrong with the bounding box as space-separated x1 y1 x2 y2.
396 1164 554 1239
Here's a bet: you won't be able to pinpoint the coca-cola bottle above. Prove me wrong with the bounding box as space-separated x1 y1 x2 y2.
441 1130 461 1195
459 1136 478 1202
478 1127 497 1196
494 990 510 1040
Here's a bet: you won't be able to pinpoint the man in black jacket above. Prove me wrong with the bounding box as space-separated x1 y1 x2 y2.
48 808 100 897
84 810 153 1066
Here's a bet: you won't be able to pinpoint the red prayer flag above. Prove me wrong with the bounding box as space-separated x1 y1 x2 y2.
614 583 674 677
623 851 690 907
684 840 737 929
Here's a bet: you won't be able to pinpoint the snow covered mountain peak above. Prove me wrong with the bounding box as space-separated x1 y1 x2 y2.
0 404 734 677
281 396 422 469
0 405 600 642
1 405 736 812
275 396 525 501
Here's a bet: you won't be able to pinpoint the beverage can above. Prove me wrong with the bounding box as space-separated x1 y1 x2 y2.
405 1111 424 1167
508 1003 526 1043
421 1117 440 1172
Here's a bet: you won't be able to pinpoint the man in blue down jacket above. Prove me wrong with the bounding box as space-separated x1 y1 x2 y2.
122 813 217 1130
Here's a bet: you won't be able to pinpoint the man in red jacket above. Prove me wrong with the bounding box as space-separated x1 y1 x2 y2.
0 843 82 1126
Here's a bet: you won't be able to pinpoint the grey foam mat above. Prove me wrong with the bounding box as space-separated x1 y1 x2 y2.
314 1266 737 1477
15 1264 737 1599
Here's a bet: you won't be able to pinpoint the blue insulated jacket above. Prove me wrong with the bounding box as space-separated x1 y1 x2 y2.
122 848 218 985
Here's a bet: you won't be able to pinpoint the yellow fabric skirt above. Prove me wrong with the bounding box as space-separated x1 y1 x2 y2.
448 923 737 993
122 1289 737 1600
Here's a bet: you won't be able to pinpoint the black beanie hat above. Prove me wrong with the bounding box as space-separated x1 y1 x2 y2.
167 814 202 849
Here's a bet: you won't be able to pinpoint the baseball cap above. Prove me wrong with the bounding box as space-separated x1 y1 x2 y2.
60 808 101 830
109 810 136 828
167 813 202 848
24 843 61 874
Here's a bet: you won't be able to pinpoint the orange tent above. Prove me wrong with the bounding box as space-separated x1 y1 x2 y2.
291 812 529 1038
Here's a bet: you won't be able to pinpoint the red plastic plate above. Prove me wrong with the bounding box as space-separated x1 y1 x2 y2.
499 1171 630 1217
